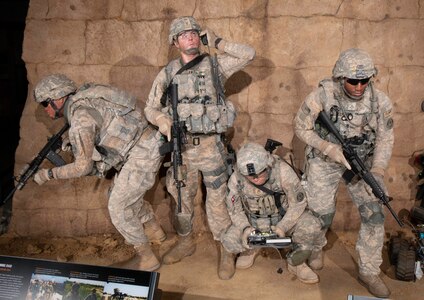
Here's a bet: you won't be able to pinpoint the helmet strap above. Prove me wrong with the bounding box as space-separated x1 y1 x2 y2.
50 98 65 119
340 79 366 101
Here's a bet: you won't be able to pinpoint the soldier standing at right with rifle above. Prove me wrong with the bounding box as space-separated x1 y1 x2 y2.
144 16 255 280
294 48 395 298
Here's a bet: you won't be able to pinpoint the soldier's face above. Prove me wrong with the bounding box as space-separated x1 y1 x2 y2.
43 97 66 119
343 77 370 98
245 169 269 186
175 30 200 55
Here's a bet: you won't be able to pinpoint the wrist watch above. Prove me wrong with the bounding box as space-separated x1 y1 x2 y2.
48 169 54 180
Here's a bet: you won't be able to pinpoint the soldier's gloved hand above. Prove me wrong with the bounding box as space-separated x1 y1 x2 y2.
271 225 285 237
33 169 52 185
365 172 387 196
242 226 255 249
61 136 72 152
155 115 172 141
200 28 222 49
322 142 351 170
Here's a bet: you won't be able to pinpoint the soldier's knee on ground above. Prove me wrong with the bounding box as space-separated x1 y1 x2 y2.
358 201 385 225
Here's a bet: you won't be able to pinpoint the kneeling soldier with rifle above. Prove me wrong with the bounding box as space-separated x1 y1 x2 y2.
220 142 323 283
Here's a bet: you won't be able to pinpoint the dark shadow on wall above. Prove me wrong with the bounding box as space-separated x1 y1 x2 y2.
0 0 29 233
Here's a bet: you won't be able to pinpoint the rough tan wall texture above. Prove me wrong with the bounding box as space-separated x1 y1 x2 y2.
11 0 424 236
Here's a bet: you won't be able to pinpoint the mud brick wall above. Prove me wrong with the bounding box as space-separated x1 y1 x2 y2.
10 0 424 236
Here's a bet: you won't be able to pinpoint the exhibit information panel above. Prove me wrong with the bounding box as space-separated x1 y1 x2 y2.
0 255 159 300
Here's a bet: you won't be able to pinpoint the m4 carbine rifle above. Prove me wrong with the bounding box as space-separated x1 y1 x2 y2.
159 83 186 213
1 123 69 206
317 110 403 227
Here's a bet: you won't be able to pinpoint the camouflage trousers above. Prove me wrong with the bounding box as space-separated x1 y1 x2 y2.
305 156 385 276
108 128 163 246
221 211 323 257
166 134 231 240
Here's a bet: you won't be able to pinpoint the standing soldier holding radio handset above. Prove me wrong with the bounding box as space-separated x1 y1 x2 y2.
294 48 394 298
144 16 255 279
221 142 323 283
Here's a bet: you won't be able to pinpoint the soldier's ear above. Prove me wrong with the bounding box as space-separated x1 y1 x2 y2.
173 38 179 48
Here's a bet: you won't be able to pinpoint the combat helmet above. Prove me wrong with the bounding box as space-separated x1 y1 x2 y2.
34 74 77 103
237 142 272 176
168 16 201 44
332 48 377 79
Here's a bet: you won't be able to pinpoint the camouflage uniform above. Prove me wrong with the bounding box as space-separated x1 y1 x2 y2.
294 49 394 278
221 153 323 266
34 78 163 246
144 18 255 240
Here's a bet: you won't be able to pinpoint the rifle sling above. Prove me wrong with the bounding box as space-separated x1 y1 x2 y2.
160 53 209 106
250 181 286 217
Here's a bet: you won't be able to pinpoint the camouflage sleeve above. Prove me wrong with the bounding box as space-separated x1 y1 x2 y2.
52 109 96 179
144 67 169 126
371 91 394 175
225 173 251 230
276 162 307 234
293 88 327 150
217 41 255 81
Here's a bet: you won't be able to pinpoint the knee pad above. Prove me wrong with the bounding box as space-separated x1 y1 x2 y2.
319 212 335 230
358 201 385 225
287 249 312 266
175 213 193 236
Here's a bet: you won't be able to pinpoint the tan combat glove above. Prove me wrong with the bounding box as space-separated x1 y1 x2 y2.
365 167 388 196
200 28 225 50
242 226 255 249
155 115 172 141
61 136 72 152
320 141 351 170
271 225 285 237
33 168 54 185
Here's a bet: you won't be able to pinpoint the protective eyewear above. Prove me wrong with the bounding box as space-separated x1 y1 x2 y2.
40 100 51 107
346 77 370 86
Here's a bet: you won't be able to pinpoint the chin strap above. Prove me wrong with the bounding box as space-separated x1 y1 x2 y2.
50 99 64 119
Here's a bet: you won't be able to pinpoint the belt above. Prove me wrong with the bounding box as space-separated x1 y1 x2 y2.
185 132 220 146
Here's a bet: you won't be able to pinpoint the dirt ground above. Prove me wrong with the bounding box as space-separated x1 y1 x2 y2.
0 228 422 300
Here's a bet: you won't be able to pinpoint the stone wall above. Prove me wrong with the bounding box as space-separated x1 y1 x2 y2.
10 0 424 236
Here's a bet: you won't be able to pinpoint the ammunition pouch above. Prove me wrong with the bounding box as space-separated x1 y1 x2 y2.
176 101 236 134
97 114 141 168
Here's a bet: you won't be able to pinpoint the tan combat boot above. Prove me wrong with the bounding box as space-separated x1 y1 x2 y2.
144 218 166 244
218 245 235 280
162 233 196 264
114 243 160 271
236 249 259 269
358 274 391 298
308 250 323 270
288 262 319 284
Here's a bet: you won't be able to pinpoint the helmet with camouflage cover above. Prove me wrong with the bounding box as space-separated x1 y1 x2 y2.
168 16 201 45
34 74 77 103
237 142 272 176
332 48 377 79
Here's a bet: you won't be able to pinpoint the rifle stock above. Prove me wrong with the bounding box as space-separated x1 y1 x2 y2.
317 111 403 227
